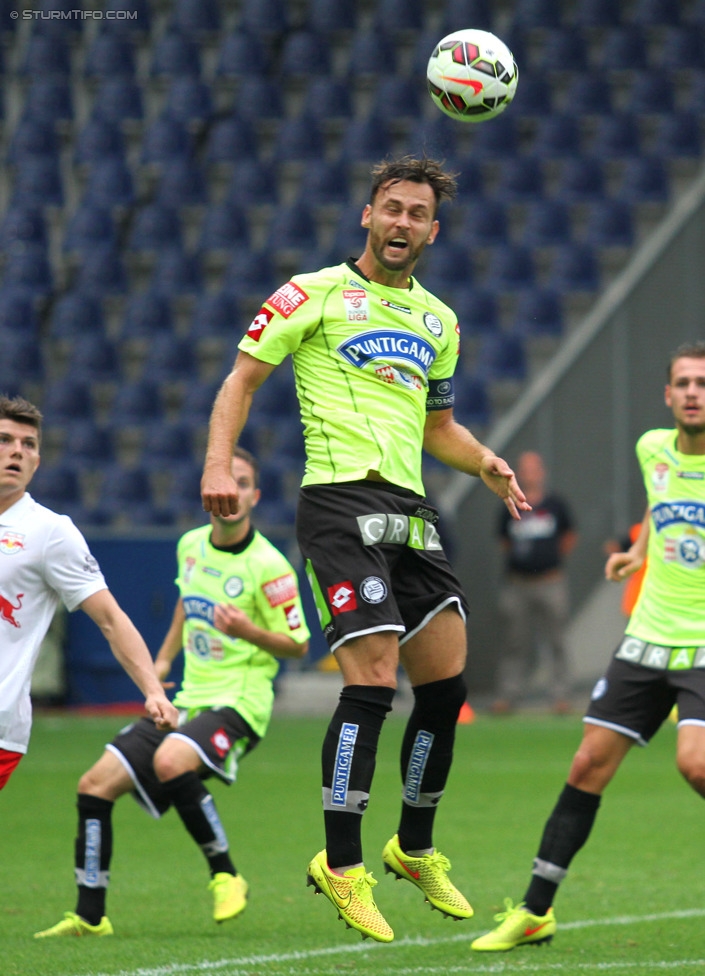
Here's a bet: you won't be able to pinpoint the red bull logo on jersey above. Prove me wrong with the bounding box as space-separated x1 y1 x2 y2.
0 592 23 628
338 329 436 376
0 531 25 555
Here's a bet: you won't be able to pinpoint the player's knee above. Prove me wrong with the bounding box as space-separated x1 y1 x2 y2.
78 765 107 796
677 752 705 797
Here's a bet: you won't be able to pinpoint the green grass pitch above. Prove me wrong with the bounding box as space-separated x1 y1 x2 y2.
2 710 704 976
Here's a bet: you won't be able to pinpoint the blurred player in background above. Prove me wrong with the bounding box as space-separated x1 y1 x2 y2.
35 447 310 938
0 394 177 793
472 340 705 952
201 156 529 943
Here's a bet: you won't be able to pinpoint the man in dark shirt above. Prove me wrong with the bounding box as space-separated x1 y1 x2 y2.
493 452 578 714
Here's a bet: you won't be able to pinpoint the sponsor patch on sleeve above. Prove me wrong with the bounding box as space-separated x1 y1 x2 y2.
247 307 273 342
262 573 298 607
266 282 309 318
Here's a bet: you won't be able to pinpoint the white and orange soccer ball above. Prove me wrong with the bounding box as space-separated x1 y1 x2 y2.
426 28 518 123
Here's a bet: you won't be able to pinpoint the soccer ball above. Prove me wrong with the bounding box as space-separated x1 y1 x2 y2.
426 28 518 123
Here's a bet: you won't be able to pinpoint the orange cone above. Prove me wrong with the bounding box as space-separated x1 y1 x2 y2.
457 701 475 724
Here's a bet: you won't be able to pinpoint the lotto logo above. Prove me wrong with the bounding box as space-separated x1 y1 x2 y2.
210 729 232 758
327 581 357 615
247 307 273 341
284 604 302 629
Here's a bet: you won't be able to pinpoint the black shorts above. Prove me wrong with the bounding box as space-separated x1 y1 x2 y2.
107 707 259 818
296 480 469 652
585 638 705 745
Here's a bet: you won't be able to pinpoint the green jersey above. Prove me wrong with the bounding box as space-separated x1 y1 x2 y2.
173 525 310 737
627 428 705 647
238 261 460 496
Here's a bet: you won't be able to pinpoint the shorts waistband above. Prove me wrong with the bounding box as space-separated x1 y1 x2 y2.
616 636 705 670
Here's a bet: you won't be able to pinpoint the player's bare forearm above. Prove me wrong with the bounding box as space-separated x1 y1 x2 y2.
605 506 649 581
423 410 530 519
154 599 186 685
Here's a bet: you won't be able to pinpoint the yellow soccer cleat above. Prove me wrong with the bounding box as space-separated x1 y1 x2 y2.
306 850 394 943
471 898 556 951
34 911 114 938
382 834 473 919
208 872 249 923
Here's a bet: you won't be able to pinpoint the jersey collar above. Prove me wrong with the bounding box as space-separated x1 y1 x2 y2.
346 258 415 291
209 523 256 555
0 492 32 526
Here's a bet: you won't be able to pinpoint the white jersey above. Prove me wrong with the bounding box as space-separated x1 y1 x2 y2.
0 493 107 753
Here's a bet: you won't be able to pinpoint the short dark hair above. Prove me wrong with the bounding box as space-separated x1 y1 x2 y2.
369 155 458 215
668 340 705 380
233 445 259 487
0 394 42 441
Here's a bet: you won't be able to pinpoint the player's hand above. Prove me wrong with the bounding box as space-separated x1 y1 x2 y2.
145 694 179 731
154 656 175 689
480 454 532 520
201 469 240 517
214 603 254 640
605 551 643 582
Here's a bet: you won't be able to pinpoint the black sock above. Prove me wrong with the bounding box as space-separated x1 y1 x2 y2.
161 771 236 877
524 782 601 915
75 793 113 926
397 673 466 853
322 684 395 869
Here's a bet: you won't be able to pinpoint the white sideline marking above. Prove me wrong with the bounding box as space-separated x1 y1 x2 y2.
75 908 705 976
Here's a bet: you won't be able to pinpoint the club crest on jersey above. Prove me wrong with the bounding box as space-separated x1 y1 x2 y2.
0 531 25 555
343 288 369 322
652 463 669 491
338 329 436 376
267 282 309 318
423 312 443 337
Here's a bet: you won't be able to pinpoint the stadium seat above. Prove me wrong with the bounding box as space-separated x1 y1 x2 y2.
120 289 174 337
109 380 165 425
438 0 493 34
0 205 47 250
189 290 240 338
84 32 136 79
452 373 491 427
453 287 500 335
150 30 201 79
373 76 424 122
458 199 509 248
338 112 393 162
629 0 681 25
510 72 553 118
30 464 83 519
0 288 39 337
626 71 676 115
494 156 545 201
328 202 367 257
127 203 184 254
65 420 116 470
471 115 520 158
272 113 325 162
149 248 204 297
654 112 702 157
554 156 606 202
154 158 209 207
583 199 635 247
103 0 152 35
658 28 705 69
571 0 622 26
530 113 582 159
238 0 289 35
522 198 573 247
417 241 474 294
204 115 258 166
19 30 71 76
223 159 279 208
232 77 285 122
373 0 424 32
589 112 642 158
23 78 73 127
42 377 95 422
616 155 669 203
72 246 129 297
536 28 589 74
140 114 192 165
484 244 537 292
163 78 214 129
478 332 527 381
98 464 164 526
91 78 144 127
63 202 117 255
223 249 277 299
307 0 357 33
513 0 562 28
140 420 195 473
197 200 250 254
7 116 58 164
35 0 82 33
449 155 486 200
547 242 600 292
303 158 351 206
215 29 269 79
68 333 121 383
561 73 613 115
300 77 354 123
2 244 53 298
346 28 397 77
48 290 105 338
512 287 564 336
179 378 221 426
279 30 331 77
265 199 319 253
74 117 126 167
8 156 63 208
140 334 195 382
170 0 221 34
406 116 459 162
597 28 648 71
83 157 136 210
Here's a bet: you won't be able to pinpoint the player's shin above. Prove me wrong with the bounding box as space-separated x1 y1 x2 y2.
75 794 114 926
162 771 237 876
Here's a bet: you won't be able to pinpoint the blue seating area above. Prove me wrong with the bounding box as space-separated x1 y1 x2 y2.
2 0 703 529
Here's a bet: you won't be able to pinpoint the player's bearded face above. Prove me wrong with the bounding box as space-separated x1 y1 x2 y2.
666 357 705 436
363 181 438 274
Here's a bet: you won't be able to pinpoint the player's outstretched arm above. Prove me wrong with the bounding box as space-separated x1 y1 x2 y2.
154 599 186 687
605 507 649 582
202 352 276 517
80 590 179 730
